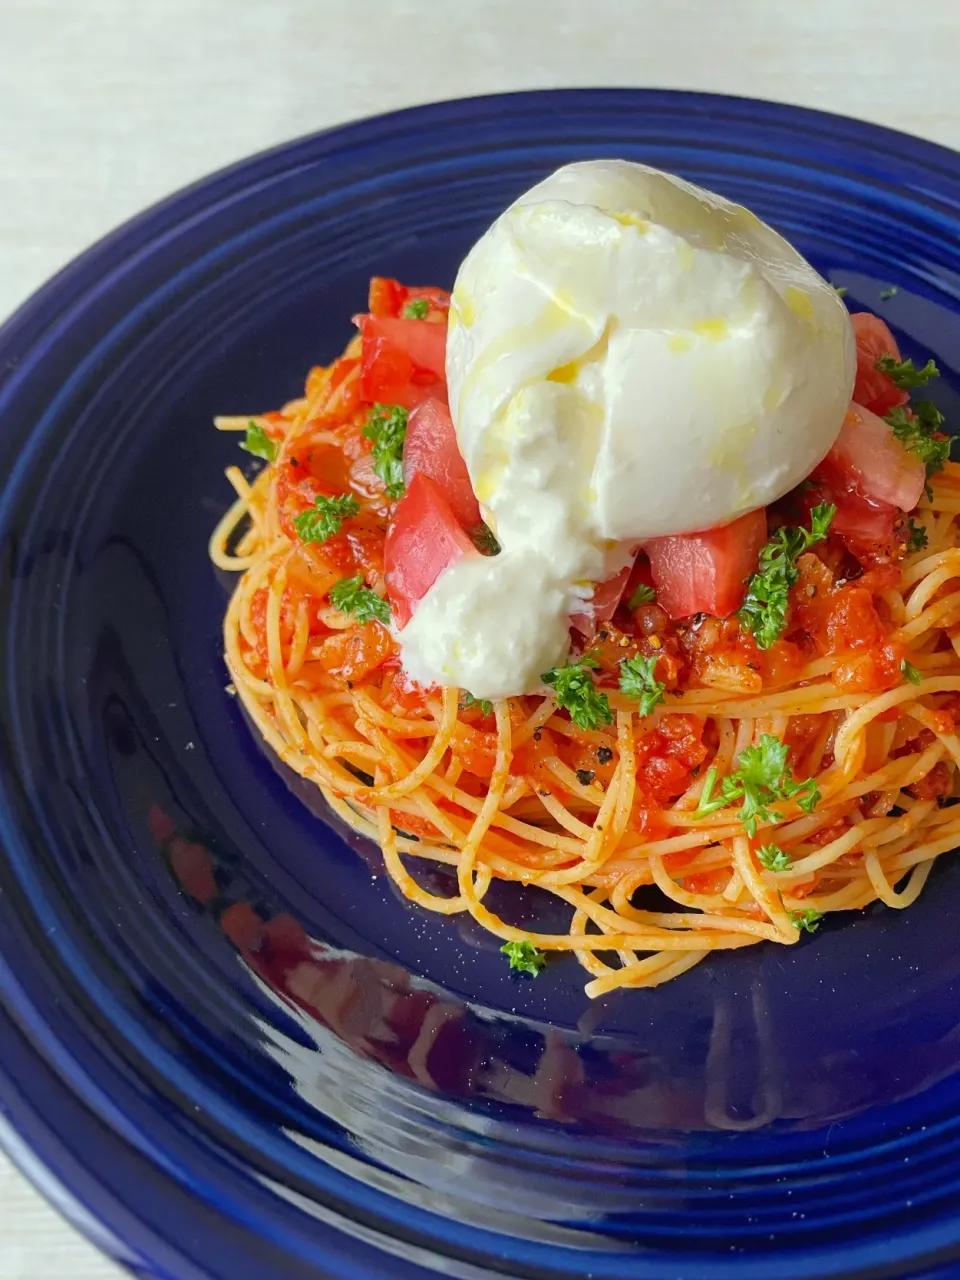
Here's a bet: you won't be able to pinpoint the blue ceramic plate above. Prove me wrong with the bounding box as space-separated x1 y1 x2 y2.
3 90 960 1280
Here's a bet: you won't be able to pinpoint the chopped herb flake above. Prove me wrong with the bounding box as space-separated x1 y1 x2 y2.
906 517 928 552
789 907 823 933
460 690 493 716
628 583 657 608
240 421 277 462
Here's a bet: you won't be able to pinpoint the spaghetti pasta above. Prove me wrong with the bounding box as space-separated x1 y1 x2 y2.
211 294 960 998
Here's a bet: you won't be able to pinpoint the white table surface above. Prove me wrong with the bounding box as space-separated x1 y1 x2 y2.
1 0 959 1275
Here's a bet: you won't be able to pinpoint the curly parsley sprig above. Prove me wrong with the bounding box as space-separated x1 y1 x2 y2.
618 654 665 717
293 493 360 545
738 503 835 650
789 907 823 934
876 354 939 390
884 401 950 485
329 575 391 625
363 403 409 498
694 734 820 837
542 653 613 732
906 517 928 552
757 843 792 872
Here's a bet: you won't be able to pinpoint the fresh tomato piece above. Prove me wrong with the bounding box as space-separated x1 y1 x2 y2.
850 313 909 418
314 620 396 683
381 668 434 716
357 314 447 408
645 509 768 620
834 640 906 692
368 277 451 319
385 472 478 628
908 761 953 802
451 725 498 779
804 478 898 550
815 403 925 512
824 586 886 653
403 396 481 530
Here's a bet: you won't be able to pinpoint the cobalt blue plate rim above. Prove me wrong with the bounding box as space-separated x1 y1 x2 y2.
3 88 960 1280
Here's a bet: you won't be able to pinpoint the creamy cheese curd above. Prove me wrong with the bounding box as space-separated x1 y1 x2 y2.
398 160 856 699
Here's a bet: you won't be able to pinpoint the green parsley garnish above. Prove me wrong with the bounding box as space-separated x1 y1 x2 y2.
542 654 614 732
789 907 823 934
901 659 923 686
501 940 546 976
906 517 928 552
293 493 360 545
757 843 792 872
879 285 899 301
885 401 950 483
834 285 848 299
240 421 277 463
876 354 938 389
460 690 493 716
402 298 430 319
618 654 665 717
629 583 657 608
738 503 835 650
363 403 409 498
695 734 820 837
329 575 391 625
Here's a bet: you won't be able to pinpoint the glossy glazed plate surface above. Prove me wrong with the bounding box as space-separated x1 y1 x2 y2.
3 90 960 1280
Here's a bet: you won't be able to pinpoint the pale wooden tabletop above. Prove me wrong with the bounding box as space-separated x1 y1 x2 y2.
2 0 959 1276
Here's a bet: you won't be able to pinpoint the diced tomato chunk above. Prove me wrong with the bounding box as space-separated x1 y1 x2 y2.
384 472 478 628
824 586 886 653
850 313 909 418
645 509 768 620
683 870 730 896
368 277 451 319
357 314 447 408
450 725 498 779
815 403 925 513
834 640 906 692
403 396 482 530
801 479 898 553
315 620 396 683
908 761 953 802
